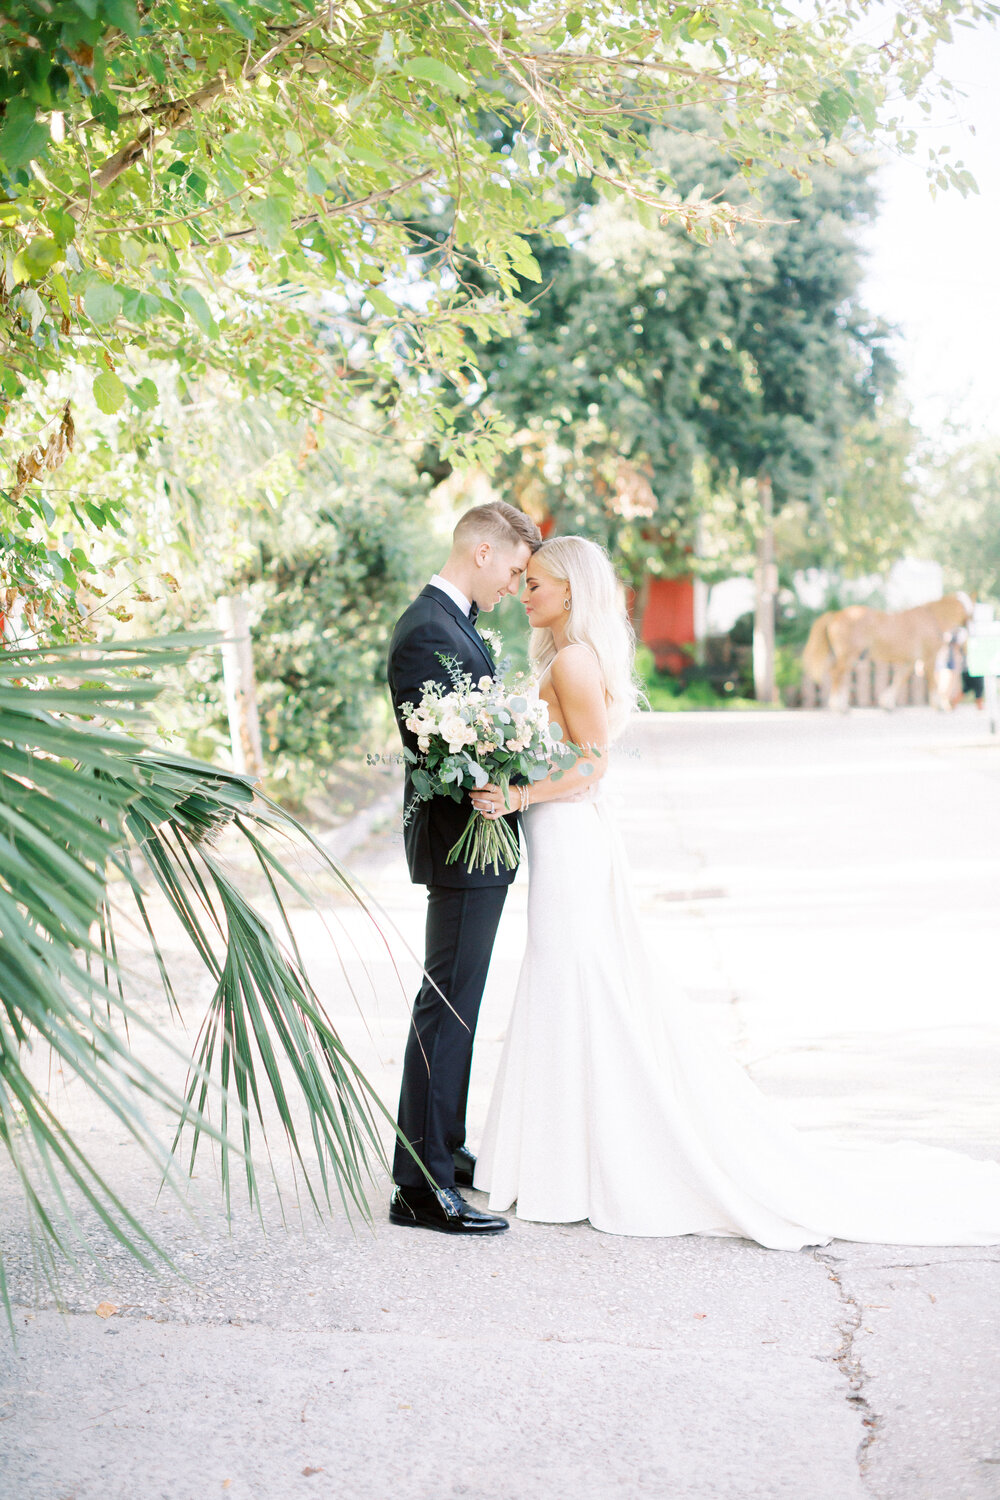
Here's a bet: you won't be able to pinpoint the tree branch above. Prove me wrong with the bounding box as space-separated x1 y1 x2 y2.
203 169 435 245
69 12 324 216
529 48 785 99
443 0 569 144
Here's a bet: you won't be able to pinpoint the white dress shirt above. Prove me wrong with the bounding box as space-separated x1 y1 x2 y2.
429 573 473 618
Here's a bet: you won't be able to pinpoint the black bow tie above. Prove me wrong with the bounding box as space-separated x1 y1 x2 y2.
468 601 479 625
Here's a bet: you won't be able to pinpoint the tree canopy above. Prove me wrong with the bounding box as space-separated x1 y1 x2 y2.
920 436 1000 601
2 0 994 613
461 131 902 569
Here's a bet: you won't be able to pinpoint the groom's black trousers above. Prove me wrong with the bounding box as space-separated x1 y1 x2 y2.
393 884 508 1190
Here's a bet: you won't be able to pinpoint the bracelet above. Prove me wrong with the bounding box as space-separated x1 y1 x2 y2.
519 784 530 813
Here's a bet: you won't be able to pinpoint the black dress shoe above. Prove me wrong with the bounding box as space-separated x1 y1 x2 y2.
452 1145 476 1187
389 1185 508 1235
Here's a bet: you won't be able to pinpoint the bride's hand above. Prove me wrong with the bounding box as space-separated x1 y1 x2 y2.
470 782 519 818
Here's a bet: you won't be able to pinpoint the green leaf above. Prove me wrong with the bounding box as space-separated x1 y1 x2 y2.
217 1 257 39
351 145 394 172
247 196 292 251
128 377 159 411
225 131 261 163
306 164 327 196
365 287 396 317
85 280 124 325
103 0 141 38
0 98 49 174
121 288 162 324
812 86 854 140
15 288 45 333
13 236 60 281
43 207 76 247
92 370 127 414
90 92 120 132
83 500 111 528
180 285 220 338
402 57 471 97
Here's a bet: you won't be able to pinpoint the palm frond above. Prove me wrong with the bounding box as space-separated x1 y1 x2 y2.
0 634 405 1318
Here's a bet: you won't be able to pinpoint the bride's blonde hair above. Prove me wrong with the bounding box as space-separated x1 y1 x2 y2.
529 535 640 740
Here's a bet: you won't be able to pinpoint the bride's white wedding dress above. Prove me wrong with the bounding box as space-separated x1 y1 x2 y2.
473 726 1000 1250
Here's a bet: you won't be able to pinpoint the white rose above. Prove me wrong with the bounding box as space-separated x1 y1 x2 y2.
418 735 430 752
440 714 474 753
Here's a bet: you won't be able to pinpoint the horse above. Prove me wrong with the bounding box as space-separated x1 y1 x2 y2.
801 593 973 712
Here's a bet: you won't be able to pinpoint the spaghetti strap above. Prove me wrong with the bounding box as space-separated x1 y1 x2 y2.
553 642 602 669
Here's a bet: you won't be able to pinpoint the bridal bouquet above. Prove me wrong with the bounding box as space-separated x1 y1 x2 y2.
401 660 583 874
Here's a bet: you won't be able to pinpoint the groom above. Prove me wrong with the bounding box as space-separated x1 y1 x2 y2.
386 501 541 1235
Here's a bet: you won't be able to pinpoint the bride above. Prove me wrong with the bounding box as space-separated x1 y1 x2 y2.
468 535 1000 1250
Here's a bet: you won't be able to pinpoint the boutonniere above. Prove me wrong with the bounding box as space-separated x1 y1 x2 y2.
478 626 503 658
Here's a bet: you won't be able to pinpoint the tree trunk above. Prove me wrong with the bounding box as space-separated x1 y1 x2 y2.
218 594 265 779
629 571 651 648
753 474 778 704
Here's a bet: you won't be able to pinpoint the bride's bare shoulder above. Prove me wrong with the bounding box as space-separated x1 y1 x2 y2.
549 643 604 689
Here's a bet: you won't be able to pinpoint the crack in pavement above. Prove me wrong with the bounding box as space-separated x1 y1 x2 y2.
859 1258 1000 1271
812 1249 882 1481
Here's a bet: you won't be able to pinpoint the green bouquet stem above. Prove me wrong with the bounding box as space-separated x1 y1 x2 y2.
447 798 521 875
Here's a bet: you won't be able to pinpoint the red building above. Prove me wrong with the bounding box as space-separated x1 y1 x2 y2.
637 575 697 675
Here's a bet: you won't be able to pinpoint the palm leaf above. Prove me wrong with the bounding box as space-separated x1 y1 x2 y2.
0 634 409 1319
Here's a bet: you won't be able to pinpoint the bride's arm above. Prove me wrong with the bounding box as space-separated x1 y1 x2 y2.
473 646 609 815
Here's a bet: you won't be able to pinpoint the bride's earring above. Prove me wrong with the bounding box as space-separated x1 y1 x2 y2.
563 597 571 611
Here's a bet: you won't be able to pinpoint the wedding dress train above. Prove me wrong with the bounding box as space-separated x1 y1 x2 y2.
473 781 1000 1250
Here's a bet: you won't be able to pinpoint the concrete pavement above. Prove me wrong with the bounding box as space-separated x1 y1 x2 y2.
1 706 999 1499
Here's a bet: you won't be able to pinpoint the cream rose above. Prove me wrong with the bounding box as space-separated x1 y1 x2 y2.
441 714 475 753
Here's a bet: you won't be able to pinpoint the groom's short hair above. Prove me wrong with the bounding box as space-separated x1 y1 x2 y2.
453 501 542 554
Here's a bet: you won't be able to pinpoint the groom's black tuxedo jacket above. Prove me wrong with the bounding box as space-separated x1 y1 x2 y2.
387 584 520 889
